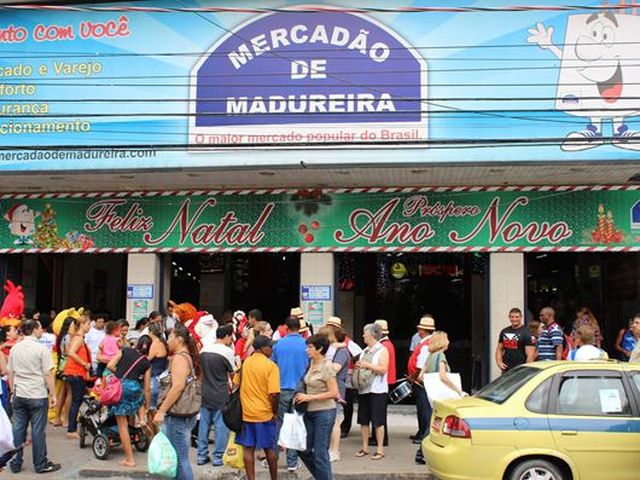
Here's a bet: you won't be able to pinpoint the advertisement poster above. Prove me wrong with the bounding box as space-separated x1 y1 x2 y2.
0 1 639 170
1 187 640 252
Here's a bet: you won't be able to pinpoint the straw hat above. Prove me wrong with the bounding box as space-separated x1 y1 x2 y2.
417 316 436 331
290 307 304 319
299 319 310 333
325 316 342 328
374 319 389 335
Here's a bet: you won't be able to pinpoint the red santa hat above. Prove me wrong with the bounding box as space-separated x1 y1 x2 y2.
4 203 25 221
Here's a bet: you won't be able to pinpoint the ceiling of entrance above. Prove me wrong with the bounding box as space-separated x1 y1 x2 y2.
0 163 639 193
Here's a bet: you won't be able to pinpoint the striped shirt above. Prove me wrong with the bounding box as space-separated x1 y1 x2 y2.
537 322 564 361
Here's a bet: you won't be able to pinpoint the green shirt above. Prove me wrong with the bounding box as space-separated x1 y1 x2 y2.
423 351 449 374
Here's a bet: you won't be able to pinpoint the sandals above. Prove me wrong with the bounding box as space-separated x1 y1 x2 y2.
355 449 369 457
371 452 385 461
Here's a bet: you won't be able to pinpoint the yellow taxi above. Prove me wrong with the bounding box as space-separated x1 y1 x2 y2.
422 361 640 480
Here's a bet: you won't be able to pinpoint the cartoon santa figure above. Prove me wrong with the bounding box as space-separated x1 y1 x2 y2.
4 203 40 245
528 3 640 151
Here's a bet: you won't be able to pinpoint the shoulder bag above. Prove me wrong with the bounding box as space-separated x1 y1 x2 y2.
99 353 145 406
352 343 383 393
222 369 243 433
158 352 201 417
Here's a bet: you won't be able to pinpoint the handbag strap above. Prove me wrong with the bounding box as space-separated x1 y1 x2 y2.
118 352 145 380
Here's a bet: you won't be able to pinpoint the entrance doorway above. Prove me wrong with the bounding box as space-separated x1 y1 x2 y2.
169 253 301 325
527 253 639 357
336 253 488 391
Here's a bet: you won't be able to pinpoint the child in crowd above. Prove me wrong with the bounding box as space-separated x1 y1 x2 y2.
96 321 121 377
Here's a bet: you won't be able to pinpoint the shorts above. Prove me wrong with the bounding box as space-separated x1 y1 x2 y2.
357 393 388 428
235 420 277 450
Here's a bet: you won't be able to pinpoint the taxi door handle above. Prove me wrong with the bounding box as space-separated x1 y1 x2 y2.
561 430 578 436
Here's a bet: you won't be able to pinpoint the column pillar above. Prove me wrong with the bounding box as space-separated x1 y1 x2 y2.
299 253 334 329
489 253 525 381
126 253 161 327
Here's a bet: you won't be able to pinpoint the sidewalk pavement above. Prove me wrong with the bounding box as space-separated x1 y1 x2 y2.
8 408 434 479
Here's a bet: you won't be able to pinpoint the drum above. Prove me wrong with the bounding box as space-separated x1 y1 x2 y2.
389 380 412 404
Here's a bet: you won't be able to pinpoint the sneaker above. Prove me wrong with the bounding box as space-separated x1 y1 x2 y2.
212 459 224 467
197 456 210 466
613 124 640 151
36 462 61 474
561 124 604 151
260 458 269 469
287 462 300 472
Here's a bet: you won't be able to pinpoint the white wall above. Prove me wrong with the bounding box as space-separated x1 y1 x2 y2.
489 253 525 381
126 253 161 326
300 253 334 328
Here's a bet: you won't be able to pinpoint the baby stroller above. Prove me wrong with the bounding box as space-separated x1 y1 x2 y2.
78 396 150 460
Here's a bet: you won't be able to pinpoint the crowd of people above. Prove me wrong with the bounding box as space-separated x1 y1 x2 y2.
1 289 639 480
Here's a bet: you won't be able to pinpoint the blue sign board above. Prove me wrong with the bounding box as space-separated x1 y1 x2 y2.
0 0 639 171
127 284 154 299
301 285 332 301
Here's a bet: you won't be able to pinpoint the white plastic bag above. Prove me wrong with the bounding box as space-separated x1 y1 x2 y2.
0 403 14 456
278 412 307 451
422 372 462 407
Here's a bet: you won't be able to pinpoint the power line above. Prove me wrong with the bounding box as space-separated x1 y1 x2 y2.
0 136 638 150
3 105 640 118
2 3 640 14
3 40 640 59
3 95 640 103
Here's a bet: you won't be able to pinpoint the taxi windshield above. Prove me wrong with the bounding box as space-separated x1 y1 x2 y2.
476 366 542 404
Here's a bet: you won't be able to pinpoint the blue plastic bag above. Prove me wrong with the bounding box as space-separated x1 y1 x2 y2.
147 431 177 478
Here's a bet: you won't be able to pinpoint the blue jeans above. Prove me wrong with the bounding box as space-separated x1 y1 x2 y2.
66 375 86 433
150 376 160 409
10 397 49 472
276 389 299 468
414 384 431 439
164 415 197 480
298 408 336 480
197 406 229 464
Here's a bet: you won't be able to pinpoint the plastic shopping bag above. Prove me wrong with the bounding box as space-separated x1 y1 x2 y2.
222 432 244 470
278 412 307 451
147 431 177 478
0 403 14 455
422 372 462 407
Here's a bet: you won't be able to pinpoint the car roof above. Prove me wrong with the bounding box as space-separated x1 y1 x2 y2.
528 360 635 372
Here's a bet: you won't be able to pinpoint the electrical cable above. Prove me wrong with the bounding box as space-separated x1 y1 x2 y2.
1 3 640 14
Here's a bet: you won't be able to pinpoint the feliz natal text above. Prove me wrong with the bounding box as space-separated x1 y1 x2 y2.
83 198 274 247
225 24 397 115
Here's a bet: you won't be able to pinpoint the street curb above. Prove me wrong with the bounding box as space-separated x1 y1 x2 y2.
78 469 436 479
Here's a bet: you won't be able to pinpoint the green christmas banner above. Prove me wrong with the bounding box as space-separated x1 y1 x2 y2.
1 187 639 252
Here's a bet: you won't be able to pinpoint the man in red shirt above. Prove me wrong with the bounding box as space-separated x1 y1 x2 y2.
407 315 435 448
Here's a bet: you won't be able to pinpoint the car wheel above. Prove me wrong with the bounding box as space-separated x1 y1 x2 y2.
510 459 565 480
92 434 110 461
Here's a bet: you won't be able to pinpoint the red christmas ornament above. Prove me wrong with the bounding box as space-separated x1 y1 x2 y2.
298 224 308 234
304 233 314 243
311 220 320 230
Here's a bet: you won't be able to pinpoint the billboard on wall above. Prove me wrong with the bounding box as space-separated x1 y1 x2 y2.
0 0 639 171
1 186 640 252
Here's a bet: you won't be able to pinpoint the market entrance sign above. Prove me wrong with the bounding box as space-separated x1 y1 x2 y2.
188 9 427 146
1 187 639 252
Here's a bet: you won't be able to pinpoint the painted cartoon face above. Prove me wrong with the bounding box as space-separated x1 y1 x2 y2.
7 205 37 237
574 13 622 103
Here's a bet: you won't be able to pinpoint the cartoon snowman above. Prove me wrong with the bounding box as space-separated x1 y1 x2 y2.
528 8 640 151
4 203 40 245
